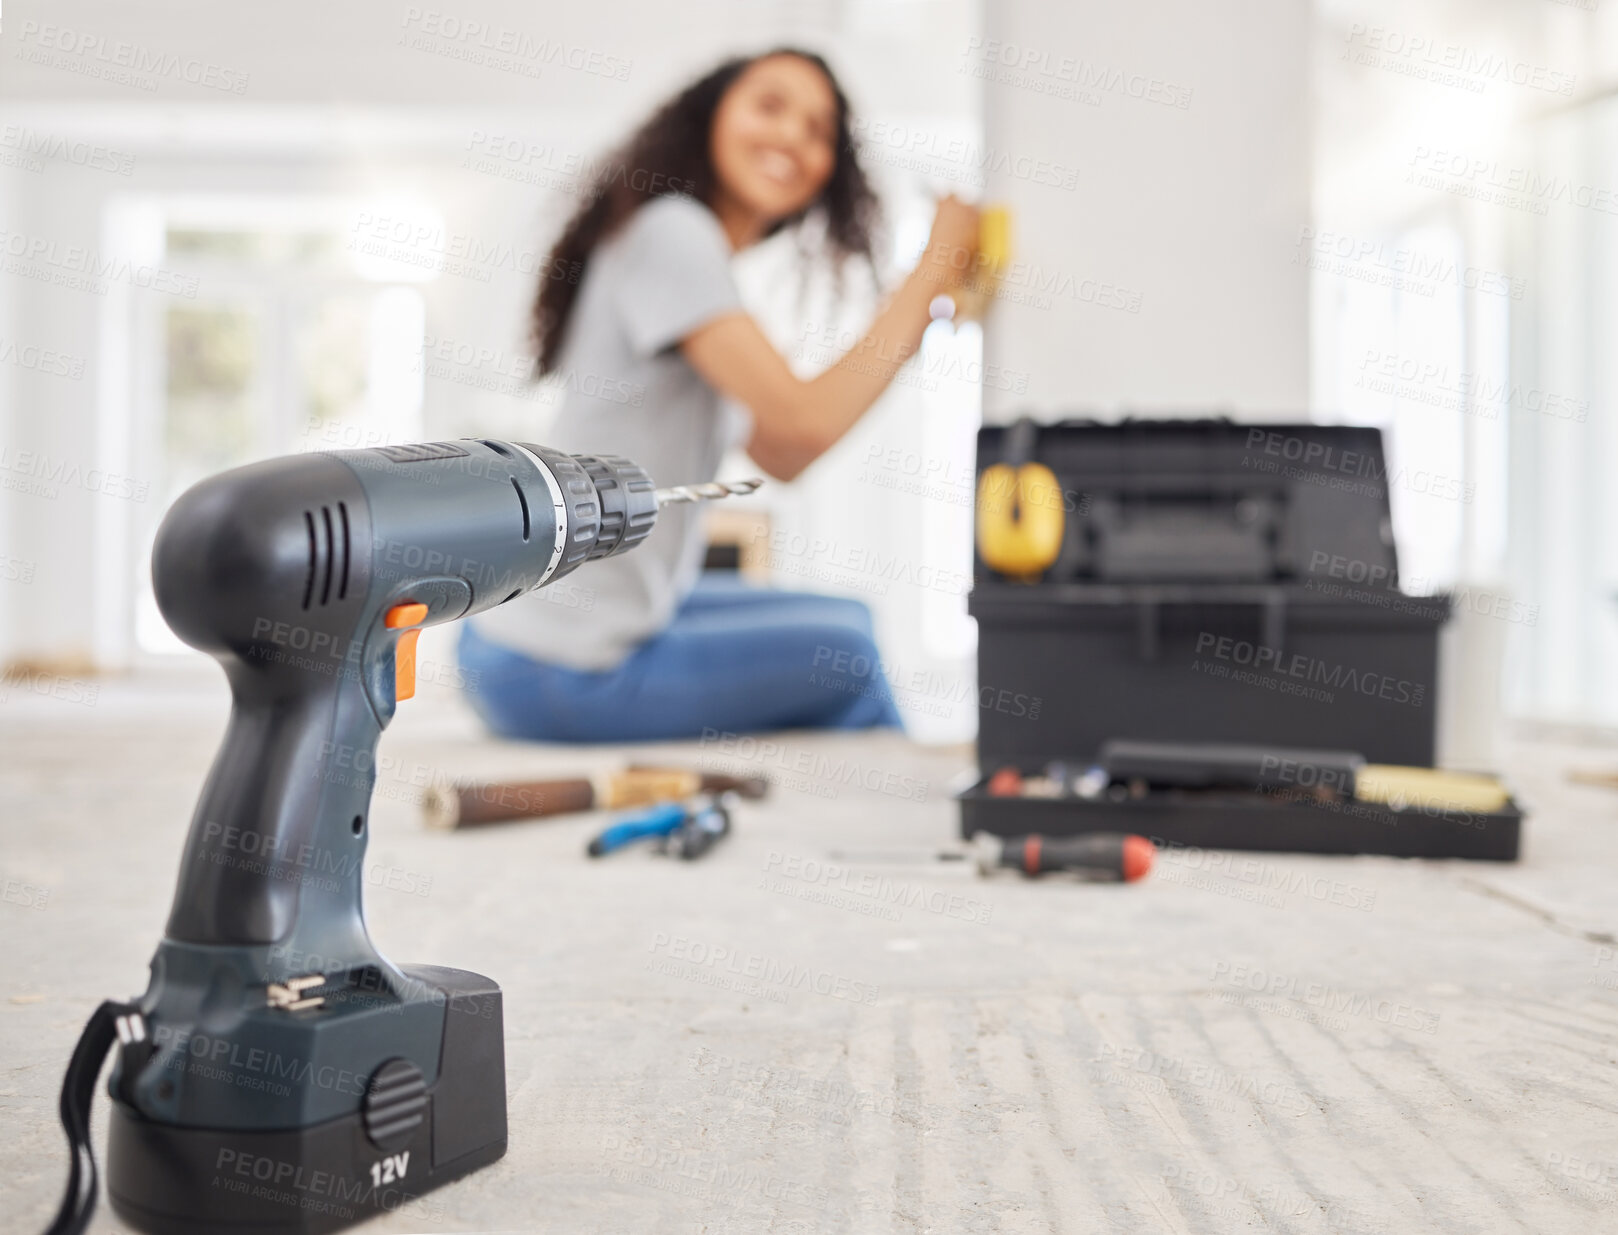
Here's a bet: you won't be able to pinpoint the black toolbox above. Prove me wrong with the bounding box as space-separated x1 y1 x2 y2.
961 418 1522 861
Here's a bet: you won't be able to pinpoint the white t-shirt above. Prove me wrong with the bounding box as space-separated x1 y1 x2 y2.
472 196 750 670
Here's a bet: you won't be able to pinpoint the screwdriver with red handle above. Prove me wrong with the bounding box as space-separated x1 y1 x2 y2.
981 832 1154 880
829 831 1155 882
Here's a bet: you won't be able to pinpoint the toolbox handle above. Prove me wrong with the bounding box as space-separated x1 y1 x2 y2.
1134 589 1286 662
1001 416 1039 465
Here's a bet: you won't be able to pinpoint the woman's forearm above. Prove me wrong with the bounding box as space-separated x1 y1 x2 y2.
681 259 952 481
802 262 939 426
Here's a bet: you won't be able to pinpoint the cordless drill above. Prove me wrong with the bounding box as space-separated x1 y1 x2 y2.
44 440 756 1235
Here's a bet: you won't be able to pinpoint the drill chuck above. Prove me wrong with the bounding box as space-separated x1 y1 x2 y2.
574 453 658 560
496 444 655 589
506 447 750 577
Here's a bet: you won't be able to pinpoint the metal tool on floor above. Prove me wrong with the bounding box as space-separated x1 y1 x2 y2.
587 800 688 856
658 793 734 860
587 793 735 861
831 831 1154 882
37 440 760 1235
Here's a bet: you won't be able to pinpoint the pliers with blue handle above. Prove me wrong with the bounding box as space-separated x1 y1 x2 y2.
585 800 688 857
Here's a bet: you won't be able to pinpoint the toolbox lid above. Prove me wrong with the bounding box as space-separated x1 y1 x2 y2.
976 418 1401 587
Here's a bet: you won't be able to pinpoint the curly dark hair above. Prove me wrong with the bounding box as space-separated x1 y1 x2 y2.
529 48 879 375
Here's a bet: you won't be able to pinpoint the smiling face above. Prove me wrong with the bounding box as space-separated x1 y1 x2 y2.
708 54 840 236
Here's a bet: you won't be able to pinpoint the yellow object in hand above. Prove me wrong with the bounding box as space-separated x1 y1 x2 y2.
953 205 1012 322
976 461 1065 578
979 206 1012 269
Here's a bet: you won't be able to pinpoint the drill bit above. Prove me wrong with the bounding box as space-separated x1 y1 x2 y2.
653 478 764 508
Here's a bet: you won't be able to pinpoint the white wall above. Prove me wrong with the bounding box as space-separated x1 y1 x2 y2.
0 1 977 117
978 0 1312 420
1309 0 1618 734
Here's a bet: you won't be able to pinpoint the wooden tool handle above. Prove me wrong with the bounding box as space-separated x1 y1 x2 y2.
423 778 597 829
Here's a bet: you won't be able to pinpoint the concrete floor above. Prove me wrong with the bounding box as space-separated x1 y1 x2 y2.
4 662 1618 1234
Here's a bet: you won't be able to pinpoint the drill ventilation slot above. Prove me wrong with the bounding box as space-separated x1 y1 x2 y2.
511 478 530 542
300 503 352 609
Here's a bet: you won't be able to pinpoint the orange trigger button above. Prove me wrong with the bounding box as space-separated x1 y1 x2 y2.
385 602 429 629
384 602 428 702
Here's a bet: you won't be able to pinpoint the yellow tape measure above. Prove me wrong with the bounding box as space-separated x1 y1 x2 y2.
976 461 1065 578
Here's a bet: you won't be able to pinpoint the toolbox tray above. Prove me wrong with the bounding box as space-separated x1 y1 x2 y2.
957 778 1522 861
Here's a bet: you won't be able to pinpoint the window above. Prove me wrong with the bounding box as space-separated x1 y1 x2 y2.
132 205 426 653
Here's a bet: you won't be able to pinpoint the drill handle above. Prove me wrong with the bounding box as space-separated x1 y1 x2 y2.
151 451 398 961
164 662 385 960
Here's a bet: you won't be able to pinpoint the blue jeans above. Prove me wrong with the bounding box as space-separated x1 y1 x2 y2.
457 574 904 742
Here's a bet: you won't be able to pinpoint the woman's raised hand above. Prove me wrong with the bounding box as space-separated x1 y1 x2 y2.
919 195 982 290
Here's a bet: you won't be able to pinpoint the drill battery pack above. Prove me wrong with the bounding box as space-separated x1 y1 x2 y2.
106 965 506 1235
